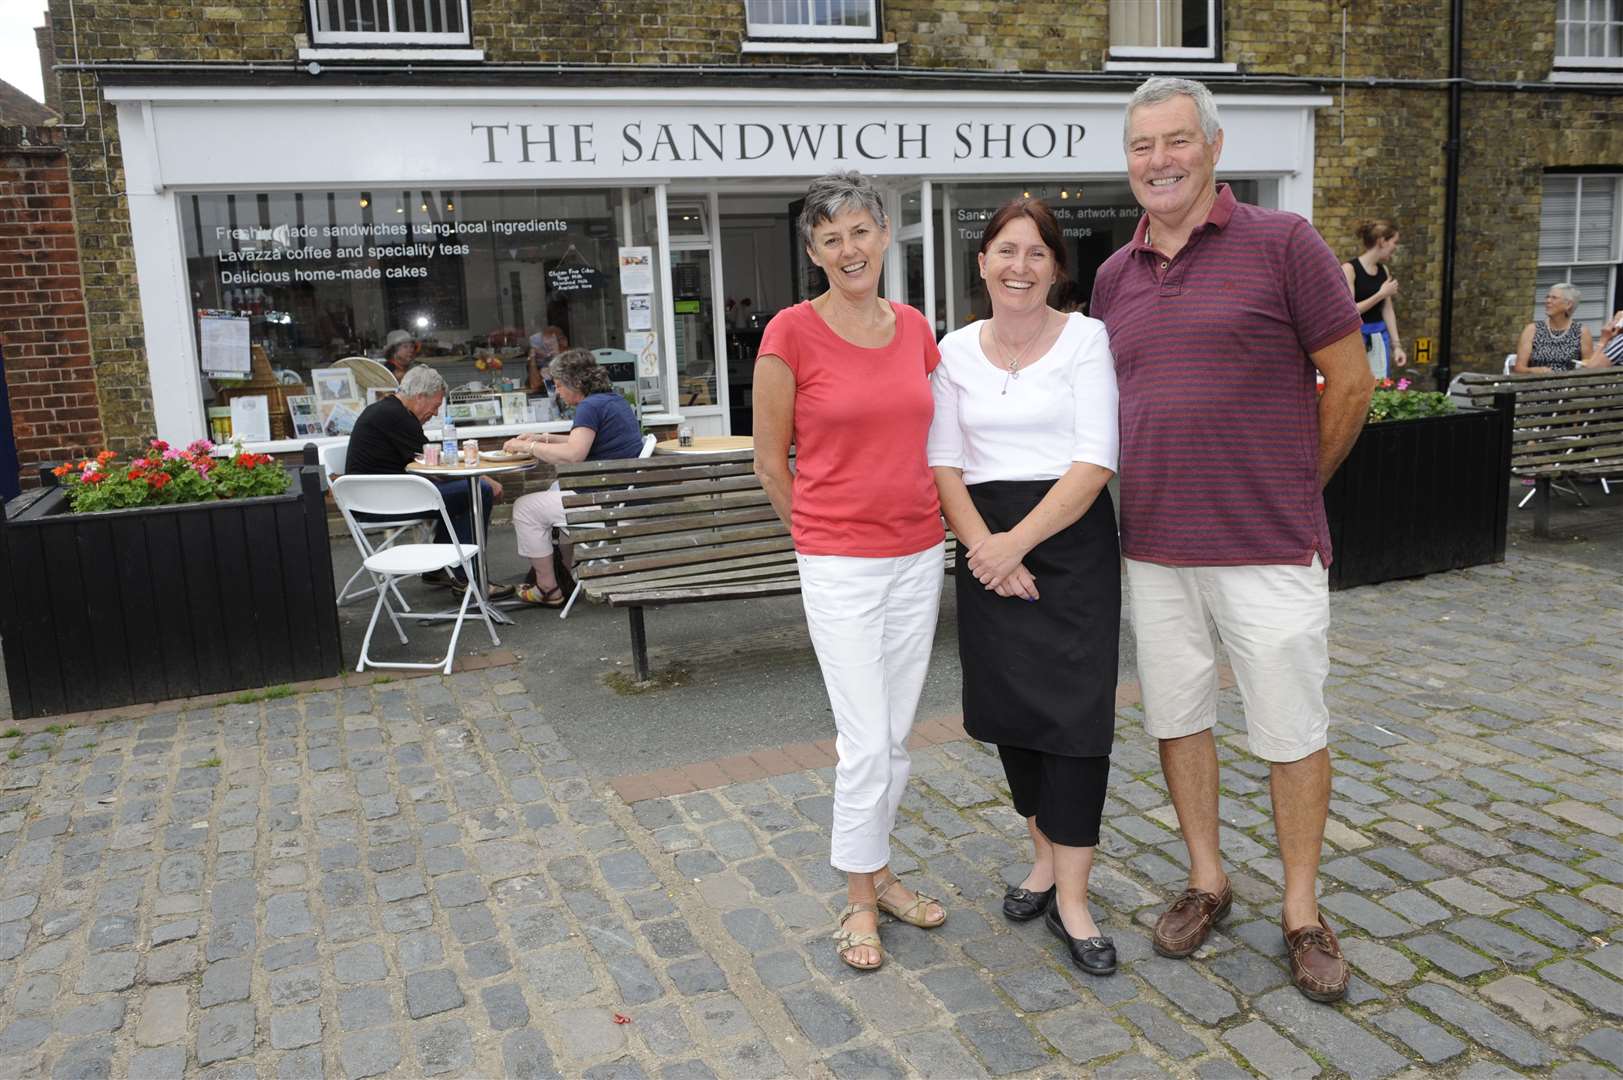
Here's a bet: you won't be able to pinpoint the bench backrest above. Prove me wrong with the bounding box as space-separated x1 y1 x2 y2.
555 450 794 595
1453 369 1623 474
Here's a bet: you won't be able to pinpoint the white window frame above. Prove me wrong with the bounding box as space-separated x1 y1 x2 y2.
307 0 472 46
1109 0 1218 60
1534 173 1622 325
744 0 879 41
1555 0 1623 69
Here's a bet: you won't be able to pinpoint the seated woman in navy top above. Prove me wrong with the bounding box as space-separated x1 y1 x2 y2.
507 348 643 606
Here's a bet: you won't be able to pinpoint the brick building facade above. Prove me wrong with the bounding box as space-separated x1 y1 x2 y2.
27 0 1623 455
0 124 104 486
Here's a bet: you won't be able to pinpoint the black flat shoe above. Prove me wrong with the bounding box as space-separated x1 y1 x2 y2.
1002 883 1056 922
1045 904 1117 976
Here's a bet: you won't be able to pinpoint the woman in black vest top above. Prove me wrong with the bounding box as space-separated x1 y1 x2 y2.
1341 219 1405 377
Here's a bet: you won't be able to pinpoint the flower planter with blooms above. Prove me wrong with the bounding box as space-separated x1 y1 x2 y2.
1365 378 1456 423
51 439 289 513
1 440 341 718
1321 379 1511 591
1316 378 1458 425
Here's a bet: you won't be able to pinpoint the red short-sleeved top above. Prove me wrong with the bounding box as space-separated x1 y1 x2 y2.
1090 185 1363 568
757 300 944 557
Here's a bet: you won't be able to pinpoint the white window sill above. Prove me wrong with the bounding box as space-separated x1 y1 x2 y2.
1103 59 1236 72
297 47 485 61
221 413 683 456
740 41 897 55
1547 69 1623 85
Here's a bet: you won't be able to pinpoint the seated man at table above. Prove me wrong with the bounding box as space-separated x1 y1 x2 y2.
346 364 512 596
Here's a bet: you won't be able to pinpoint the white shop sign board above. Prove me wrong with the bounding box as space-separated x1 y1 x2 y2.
108 86 1327 189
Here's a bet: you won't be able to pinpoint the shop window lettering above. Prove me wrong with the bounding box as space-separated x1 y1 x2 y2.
469 120 1087 166
182 187 661 435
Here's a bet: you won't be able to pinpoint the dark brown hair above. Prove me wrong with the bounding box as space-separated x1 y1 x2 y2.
980 198 1069 293
550 347 614 396
1356 219 1399 249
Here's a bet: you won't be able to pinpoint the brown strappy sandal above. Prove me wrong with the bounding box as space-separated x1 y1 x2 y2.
875 873 947 929
834 902 884 971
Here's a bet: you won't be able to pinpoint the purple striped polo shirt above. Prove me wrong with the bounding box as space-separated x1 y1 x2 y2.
1091 184 1362 567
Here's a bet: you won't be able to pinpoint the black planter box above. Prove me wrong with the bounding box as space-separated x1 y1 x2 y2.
1323 396 1513 590
0 462 342 719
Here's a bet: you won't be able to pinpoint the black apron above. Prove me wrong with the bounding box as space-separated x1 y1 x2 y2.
955 480 1120 757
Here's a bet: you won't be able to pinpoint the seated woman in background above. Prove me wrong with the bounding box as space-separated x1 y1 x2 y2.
1514 283 1603 372
505 348 643 607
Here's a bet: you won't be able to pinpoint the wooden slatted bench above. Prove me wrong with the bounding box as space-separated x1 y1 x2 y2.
556 450 953 681
1452 368 1623 537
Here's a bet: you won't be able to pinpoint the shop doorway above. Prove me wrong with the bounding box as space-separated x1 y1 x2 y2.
669 183 935 437
715 194 824 436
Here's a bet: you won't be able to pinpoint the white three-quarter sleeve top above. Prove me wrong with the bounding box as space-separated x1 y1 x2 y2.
926 312 1119 484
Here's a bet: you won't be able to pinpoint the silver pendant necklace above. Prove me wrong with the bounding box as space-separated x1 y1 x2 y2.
992 315 1047 395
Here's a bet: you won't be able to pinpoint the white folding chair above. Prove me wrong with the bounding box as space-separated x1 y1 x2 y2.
557 433 658 620
320 441 420 608
331 474 500 675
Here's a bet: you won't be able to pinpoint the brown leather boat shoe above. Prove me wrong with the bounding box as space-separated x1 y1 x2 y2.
1283 914 1350 1002
1152 881 1232 958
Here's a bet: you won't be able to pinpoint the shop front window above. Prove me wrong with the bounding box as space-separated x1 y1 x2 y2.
671 251 718 410
937 179 1267 330
181 186 661 441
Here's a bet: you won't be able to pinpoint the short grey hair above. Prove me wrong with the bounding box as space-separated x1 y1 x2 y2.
398 364 446 399
798 170 888 247
1124 77 1222 150
1549 282 1582 311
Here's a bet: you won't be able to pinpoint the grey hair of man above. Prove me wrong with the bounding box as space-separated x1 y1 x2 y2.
1124 77 1223 150
398 363 446 401
797 170 889 248
1550 282 1582 312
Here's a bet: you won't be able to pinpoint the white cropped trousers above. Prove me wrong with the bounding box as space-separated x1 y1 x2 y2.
796 541 944 873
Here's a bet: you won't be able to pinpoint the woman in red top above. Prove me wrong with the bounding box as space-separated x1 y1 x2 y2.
754 171 948 972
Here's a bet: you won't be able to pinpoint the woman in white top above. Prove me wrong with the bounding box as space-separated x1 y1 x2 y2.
928 198 1121 978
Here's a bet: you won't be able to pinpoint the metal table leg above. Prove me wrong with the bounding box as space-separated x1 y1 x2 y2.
469 475 514 626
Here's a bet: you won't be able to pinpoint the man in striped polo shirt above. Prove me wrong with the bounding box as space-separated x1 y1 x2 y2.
1091 78 1375 1003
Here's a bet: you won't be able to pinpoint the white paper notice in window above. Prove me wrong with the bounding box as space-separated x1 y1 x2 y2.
627 293 653 331
200 314 251 377
626 331 659 377
229 394 271 442
619 247 654 295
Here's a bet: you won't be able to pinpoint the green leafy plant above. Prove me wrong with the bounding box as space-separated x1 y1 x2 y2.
52 439 288 513
1365 378 1456 424
1 728 21 739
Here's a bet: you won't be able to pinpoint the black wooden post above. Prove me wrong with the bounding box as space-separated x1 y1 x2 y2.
299 463 344 671
1490 393 1513 562
1533 476 1552 539
628 606 649 682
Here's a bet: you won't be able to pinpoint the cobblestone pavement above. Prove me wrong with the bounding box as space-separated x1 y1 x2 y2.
0 550 1619 1078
